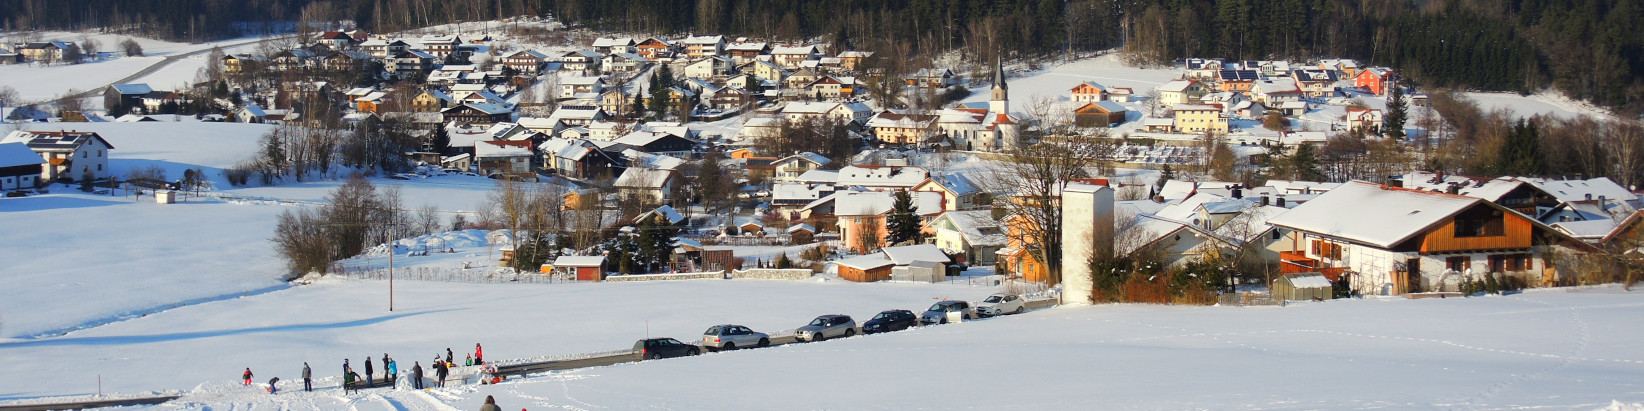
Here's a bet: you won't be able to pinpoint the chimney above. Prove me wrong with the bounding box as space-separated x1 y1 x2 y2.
1260 193 1270 207
1276 196 1287 207
1446 183 1461 195
1585 193 1593 201
1599 195 1607 210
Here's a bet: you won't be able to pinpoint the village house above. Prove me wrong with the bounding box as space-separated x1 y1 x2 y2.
221 54 263 74
360 39 410 59
866 112 940 145
772 152 832 183
1158 79 1206 106
1250 79 1303 105
634 37 675 60
1215 69 1261 93
442 102 513 125
388 50 436 79
1346 108 1383 135
1268 181 1596 295
411 89 455 112
613 166 676 204
418 34 463 58
781 101 873 125
474 140 536 179
772 45 821 68
682 35 726 58
542 138 625 180
837 50 873 70
503 50 549 74
1073 101 1128 128
103 83 153 112
602 53 650 74
1070 81 1109 102
591 37 637 55
1291 68 1338 98
725 42 770 64
820 190 945 252
1 130 115 182
928 210 1006 266
683 56 736 79
1355 67 1395 96
1173 104 1229 134
0 142 45 190
912 172 984 211
558 50 603 73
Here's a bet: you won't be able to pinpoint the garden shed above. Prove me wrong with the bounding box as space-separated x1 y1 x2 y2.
1274 273 1333 301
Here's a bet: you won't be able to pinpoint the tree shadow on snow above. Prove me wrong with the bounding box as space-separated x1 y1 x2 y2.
0 309 454 349
0 195 126 212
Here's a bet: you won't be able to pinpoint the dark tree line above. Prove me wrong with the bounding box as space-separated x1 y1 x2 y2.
7 0 1644 112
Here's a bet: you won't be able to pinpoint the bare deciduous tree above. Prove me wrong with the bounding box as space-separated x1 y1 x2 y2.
982 139 1114 286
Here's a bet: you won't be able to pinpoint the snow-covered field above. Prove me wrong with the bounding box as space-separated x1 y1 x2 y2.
0 31 268 102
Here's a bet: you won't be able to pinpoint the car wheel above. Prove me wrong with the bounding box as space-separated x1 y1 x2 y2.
813 332 825 342
723 342 737 350
758 338 770 347
1013 306 1025 314
844 328 855 337
938 318 947 324
646 352 662 360
689 348 700 356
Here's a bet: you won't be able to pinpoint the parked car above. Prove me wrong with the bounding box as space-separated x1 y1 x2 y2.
861 309 918 334
795 315 856 342
701 324 770 351
919 300 975 325
975 293 1026 317
633 338 700 360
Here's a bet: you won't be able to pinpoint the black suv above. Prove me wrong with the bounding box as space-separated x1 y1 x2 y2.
633 338 700 360
862 309 918 334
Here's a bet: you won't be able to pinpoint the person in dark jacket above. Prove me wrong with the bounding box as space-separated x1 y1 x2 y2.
411 361 425 389
435 360 449 387
343 359 352 376
302 362 313 392
473 343 483 365
478 395 501 411
242 368 254 385
446 348 454 365
267 377 280 394
363 357 374 387
343 371 358 394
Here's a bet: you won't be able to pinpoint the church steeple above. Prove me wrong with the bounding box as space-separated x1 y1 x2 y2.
989 56 1008 114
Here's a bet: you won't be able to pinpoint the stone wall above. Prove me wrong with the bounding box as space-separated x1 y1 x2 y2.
729 268 815 280
603 271 725 282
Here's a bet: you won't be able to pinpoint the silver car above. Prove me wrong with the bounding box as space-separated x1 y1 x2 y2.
701 324 770 351
919 300 975 325
795 315 856 342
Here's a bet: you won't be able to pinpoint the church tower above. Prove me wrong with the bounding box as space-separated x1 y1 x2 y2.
989 56 1008 115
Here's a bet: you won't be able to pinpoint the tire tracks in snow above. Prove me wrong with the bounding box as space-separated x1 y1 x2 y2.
9 283 290 340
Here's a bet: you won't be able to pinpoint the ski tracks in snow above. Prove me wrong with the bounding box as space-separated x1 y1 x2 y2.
1461 295 1593 407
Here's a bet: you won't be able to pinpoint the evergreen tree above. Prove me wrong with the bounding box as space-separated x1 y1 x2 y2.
1497 119 1544 176
1289 144 1323 181
1158 164 1175 188
1383 84 1407 140
776 252 793 269
629 93 645 119
884 190 922 246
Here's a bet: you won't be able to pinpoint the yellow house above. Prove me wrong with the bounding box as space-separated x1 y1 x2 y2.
1173 104 1228 134
995 213 1049 283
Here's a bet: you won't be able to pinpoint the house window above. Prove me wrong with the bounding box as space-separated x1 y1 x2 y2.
1446 256 1471 272
1272 230 1282 240
1453 207 1506 237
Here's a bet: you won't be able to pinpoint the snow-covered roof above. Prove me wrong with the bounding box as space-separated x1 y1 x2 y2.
880 244 951 265
795 169 839 185
828 190 944 216
474 140 534 158
775 152 831 168
1523 177 1639 206
773 183 834 204
1267 181 1484 248
683 35 724 45
621 149 684 170
1551 219 1622 240
934 210 1006 247
772 45 818 55
552 255 605 267
787 223 816 233
836 165 928 189
614 167 672 189
1283 273 1333 289
635 205 685 225
111 83 153 95
726 42 768 51
1158 80 1196 92
0 142 44 167
836 254 894 270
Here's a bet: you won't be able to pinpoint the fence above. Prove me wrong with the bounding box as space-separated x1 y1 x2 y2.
730 268 815 280
333 265 571 284
604 271 725 282
1217 292 1286 307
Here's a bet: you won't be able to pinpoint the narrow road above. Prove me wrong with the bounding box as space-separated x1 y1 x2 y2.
59 36 288 102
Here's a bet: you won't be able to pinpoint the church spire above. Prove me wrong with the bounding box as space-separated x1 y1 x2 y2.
989 55 1008 114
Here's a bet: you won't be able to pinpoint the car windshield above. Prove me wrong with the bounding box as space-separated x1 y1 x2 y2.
663 338 681 345
873 312 892 320
809 318 828 326
928 303 946 311
983 296 1004 303
704 326 722 335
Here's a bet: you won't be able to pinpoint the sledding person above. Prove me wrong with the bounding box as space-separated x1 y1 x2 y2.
343 370 358 394
411 361 425 390
302 362 313 392
364 356 374 387
474 343 483 365
446 348 454 365
268 377 280 394
242 368 254 386
385 354 398 386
